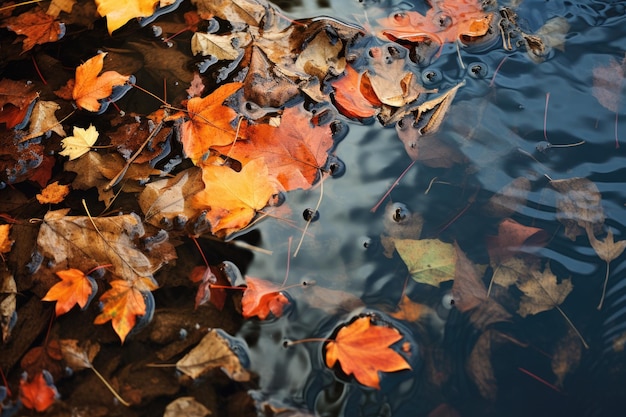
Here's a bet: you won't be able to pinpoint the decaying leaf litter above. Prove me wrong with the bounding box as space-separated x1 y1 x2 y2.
0 0 624 415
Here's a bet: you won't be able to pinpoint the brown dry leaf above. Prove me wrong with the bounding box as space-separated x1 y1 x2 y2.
585 226 626 309
486 218 549 265
391 295 435 322
47 0 76 18
176 329 251 381
21 100 66 142
413 81 464 136
36 181 70 204
451 242 487 312
551 177 605 240
489 256 533 292
164 397 211 417
3 8 65 52
191 0 267 26
361 51 422 107
243 46 300 108
139 167 204 229
65 151 114 204
1 269 17 343
0 78 39 113
36 208 176 283
592 54 626 114
466 329 510 401
0 224 13 254
295 29 345 80
483 177 531 218
517 263 572 317
191 32 250 60
59 339 100 370
551 328 581 387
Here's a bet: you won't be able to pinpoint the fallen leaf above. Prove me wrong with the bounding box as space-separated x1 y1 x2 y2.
186 72 205 98
489 256 533 291
59 339 100 370
451 243 487 312
517 264 572 317
551 177 605 240
36 181 70 204
395 238 456 287
241 276 289 320
21 100 66 142
190 265 227 310
20 340 64 380
391 295 435 322
1 269 17 343
486 218 548 264
42 268 98 316
551 328 581 387
59 124 99 160
586 227 626 309
0 224 13 254
176 82 243 163
483 177 531 218
95 0 159 34
192 158 277 237
213 105 334 191
0 79 39 129
164 397 211 417
466 329 509 400
47 0 76 18
93 276 158 342
295 28 346 80
139 167 204 229
191 32 250 60
72 53 131 112
331 64 379 120
325 316 411 389
592 54 626 126
176 329 251 381
19 371 59 412
298 285 364 315
3 8 65 52
191 0 267 26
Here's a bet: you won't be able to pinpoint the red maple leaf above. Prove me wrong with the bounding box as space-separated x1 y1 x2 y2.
241 276 289 320
19 371 59 412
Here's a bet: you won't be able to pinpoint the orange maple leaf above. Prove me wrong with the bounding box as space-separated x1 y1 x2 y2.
42 268 98 316
20 371 58 412
178 82 243 163
331 64 379 120
325 316 412 389
192 158 277 236
95 0 159 34
3 8 65 52
377 0 494 46
241 276 289 320
213 105 334 191
93 277 158 342
72 53 131 112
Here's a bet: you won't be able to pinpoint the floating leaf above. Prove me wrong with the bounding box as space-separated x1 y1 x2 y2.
176 329 251 381
19 371 59 412
395 238 456 287
21 100 66 141
191 32 249 60
241 276 289 320
42 268 97 316
325 316 411 389
72 53 131 112
59 124 99 160
94 277 158 342
331 64 379 120
1 269 17 343
164 397 211 417
3 8 65 52
36 181 70 204
0 224 13 255
95 0 159 34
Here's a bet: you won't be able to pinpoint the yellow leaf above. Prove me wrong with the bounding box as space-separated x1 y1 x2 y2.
95 0 160 34
59 125 98 160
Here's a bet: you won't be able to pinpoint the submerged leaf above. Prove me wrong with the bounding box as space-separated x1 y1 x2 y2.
395 238 456 287
517 264 572 317
551 177 605 240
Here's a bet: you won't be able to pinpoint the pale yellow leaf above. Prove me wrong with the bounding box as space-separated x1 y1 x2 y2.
59 124 98 160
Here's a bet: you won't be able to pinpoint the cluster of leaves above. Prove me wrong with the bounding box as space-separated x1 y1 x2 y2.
0 0 622 414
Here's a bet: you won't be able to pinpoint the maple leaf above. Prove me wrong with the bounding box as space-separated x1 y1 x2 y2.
19 371 59 412
36 181 70 204
59 124 99 160
20 340 64 380
95 0 159 34
517 264 572 317
93 276 158 342
592 54 625 148
241 276 289 320
42 268 98 316
3 8 65 52
72 53 131 112
213 105 334 191
325 316 411 389
586 226 626 309
192 158 277 236
177 82 243 163
551 177 605 240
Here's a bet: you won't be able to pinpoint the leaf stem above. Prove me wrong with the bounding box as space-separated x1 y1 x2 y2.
293 173 325 257
0 0 42 12
370 160 416 213
90 366 131 407
284 337 330 347
554 305 589 349
597 260 610 310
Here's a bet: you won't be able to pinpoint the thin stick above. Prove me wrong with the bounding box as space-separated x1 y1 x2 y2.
597 261 610 310
544 92 550 142
281 236 293 287
293 175 324 257
614 111 620 149
370 160 416 213
31 55 47 85
489 56 508 88
456 41 465 70
90 366 131 406
284 337 330 347
517 367 561 393
0 0 42 12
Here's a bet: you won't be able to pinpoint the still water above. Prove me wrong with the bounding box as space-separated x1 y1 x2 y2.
234 1 626 416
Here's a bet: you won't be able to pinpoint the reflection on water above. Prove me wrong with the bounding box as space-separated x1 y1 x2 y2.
237 0 626 416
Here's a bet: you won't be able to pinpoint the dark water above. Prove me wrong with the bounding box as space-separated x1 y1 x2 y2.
233 1 626 416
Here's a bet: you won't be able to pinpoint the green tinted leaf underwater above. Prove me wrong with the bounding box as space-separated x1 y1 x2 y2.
394 238 457 287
